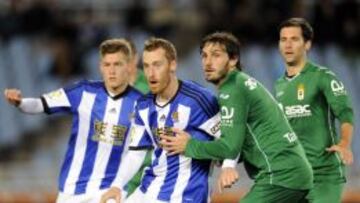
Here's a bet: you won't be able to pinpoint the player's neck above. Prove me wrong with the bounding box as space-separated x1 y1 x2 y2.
106 83 128 96
285 58 307 77
215 66 236 88
156 76 179 103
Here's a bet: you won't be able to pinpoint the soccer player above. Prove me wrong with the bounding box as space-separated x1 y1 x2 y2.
4 39 143 203
159 32 314 203
100 37 237 203
275 18 354 203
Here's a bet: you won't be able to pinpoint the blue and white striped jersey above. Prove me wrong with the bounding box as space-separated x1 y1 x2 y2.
129 80 221 203
41 80 143 195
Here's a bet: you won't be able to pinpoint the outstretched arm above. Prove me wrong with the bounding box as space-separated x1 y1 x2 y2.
4 89 44 114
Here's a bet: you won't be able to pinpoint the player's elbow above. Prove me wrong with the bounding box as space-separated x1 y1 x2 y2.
221 142 239 159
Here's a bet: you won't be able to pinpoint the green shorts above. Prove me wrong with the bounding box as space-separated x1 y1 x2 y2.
125 150 152 196
241 184 309 203
306 182 344 203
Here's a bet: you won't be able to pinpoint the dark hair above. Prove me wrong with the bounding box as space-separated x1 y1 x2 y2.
99 39 131 61
278 18 314 42
200 32 242 70
144 37 177 62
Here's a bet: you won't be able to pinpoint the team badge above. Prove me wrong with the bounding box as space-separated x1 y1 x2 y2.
297 84 305 100
171 111 179 122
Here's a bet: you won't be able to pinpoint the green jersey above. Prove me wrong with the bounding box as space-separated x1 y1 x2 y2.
275 62 354 183
185 70 313 190
133 70 149 94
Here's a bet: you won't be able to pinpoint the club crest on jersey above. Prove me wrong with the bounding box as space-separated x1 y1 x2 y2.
245 78 257 90
171 111 179 122
297 84 305 100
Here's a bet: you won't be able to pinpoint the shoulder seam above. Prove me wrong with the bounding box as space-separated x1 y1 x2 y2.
180 87 218 117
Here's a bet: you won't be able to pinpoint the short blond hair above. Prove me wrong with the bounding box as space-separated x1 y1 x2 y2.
144 38 177 62
99 39 131 61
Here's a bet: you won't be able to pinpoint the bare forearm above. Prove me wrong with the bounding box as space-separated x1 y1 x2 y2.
339 122 353 148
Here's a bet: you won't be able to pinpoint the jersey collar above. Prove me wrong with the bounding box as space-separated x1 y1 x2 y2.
284 61 312 81
104 84 131 100
153 80 182 108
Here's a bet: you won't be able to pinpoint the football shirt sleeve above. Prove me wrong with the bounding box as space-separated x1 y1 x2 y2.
319 70 354 124
185 84 249 160
41 81 83 114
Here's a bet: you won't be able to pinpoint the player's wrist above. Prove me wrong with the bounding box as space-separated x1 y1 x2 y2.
184 138 195 156
16 99 23 107
338 140 351 149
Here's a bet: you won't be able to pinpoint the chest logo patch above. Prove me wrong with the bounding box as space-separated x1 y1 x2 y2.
297 84 305 101
245 78 257 90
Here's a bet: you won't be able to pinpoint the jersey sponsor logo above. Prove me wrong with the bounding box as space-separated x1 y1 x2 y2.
221 106 234 126
284 104 312 118
152 126 174 146
219 93 230 99
297 84 305 100
129 126 136 143
283 132 297 143
245 78 257 90
330 80 346 96
210 121 221 135
92 120 128 145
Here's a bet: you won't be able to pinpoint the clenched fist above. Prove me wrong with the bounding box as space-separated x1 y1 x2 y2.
4 89 22 107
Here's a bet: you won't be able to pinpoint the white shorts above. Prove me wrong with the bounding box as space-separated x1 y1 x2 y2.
125 188 167 203
56 189 127 203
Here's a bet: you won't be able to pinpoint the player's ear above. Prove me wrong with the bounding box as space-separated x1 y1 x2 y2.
229 56 238 68
305 40 312 52
170 60 177 73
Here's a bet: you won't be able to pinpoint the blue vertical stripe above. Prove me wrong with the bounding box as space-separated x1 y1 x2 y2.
182 159 210 203
74 94 106 194
158 103 180 201
58 116 79 191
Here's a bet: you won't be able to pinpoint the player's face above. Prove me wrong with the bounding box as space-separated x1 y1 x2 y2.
100 52 129 92
143 48 176 94
201 43 234 85
279 26 311 66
